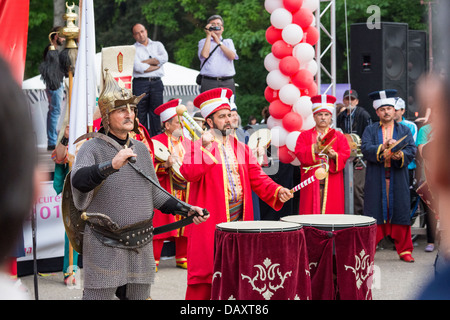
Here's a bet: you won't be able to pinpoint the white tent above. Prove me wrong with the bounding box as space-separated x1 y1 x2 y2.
22 52 201 148
22 52 200 97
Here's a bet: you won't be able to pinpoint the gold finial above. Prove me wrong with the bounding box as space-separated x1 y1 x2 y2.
60 2 79 49
47 31 58 51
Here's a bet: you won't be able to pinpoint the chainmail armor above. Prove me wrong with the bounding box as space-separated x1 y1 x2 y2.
71 137 173 289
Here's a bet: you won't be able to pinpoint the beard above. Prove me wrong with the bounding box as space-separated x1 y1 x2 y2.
212 122 232 136
171 128 182 138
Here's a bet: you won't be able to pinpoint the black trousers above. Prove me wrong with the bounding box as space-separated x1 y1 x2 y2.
132 78 164 137
200 77 235 94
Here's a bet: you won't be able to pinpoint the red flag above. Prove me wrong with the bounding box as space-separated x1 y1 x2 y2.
0 0 29 85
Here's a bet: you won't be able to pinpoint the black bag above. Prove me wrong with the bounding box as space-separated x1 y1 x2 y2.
196 73 203 85
196 43 220 85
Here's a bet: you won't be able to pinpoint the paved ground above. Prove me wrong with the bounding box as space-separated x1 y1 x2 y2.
18 235 438 301
25 149 439 302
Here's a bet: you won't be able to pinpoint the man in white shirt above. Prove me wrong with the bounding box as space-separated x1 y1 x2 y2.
198 15 238 94
132 23 169 137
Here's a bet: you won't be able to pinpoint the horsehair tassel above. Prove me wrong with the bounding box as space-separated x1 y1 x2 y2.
290 176 316 193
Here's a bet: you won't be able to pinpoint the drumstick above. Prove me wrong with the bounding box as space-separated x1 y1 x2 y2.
290 176 316 193
256 136 264 165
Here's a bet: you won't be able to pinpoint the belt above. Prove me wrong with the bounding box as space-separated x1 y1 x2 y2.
84 209 209 251
87 216 154 250
133 77 161 82
202 75 234 81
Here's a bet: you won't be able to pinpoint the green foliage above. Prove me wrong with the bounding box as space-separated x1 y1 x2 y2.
24 0 54 79
25 0 427 122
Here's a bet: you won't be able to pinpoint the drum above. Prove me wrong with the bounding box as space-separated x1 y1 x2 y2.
153 140 171 162
281 214 377 300
281 214 375 231
247 128 271 150
248 128 271 165
171 161 186 184
211 221 311 300
216 220 300 233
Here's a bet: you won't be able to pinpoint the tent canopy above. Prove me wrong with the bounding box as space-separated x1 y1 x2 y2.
22 52 200 97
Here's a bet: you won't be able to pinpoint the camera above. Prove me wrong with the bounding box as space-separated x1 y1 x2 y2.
208 26 221 31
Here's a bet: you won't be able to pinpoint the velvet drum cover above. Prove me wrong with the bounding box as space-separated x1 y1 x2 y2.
303 224 377 300
211 221 311 300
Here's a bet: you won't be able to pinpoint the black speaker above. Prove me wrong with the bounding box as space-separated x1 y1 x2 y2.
407 30 428 119
350 22 409 121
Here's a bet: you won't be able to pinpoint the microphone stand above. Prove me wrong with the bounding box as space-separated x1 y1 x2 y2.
31 199 39 300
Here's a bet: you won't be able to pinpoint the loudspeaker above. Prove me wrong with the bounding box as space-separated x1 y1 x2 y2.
407 30 428 119
350 22 409 121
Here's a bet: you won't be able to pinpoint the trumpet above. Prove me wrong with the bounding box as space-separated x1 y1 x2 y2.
176 104 204 140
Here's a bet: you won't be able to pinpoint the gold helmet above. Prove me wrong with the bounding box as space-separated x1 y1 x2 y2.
98 68 145 134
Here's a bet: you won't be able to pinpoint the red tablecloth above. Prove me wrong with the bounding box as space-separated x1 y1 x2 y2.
303 224 377 300
211 228 311 300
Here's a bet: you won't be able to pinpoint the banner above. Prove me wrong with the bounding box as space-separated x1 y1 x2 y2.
19 181 65 262
0 0 29 84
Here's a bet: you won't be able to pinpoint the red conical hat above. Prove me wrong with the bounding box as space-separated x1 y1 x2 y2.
194 88 233 118
155 99 181 122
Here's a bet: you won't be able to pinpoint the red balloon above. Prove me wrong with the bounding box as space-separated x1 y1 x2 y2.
265 26 282 45
292 8 314 29
282 0 303 13
282 111 303 132
300 81 318 97
271 40 293 59
269 99 292 119
291 69 314 89
278 145 296 163
304 26 319 46
264 86 279 103
279 56 300 76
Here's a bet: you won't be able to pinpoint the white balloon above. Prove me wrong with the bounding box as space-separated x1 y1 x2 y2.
271 126 288 147
304 59 318 76
264 53 280 72
293 96 313 119
293 43 315 64
303 0 320 12
266 69 290 90
266 116 283 129
286 131 301 152
302 114 316 130
270 8 292 29
282 24 303 46
290 157 301 166
264 0 283 13
279 83 301 105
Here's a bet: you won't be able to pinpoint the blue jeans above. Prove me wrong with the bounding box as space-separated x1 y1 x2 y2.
132 78 164 137
46 83 64 146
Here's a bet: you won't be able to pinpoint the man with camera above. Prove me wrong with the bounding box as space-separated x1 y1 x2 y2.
198 15 238 94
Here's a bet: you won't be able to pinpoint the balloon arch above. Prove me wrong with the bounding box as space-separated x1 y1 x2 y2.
264 0 320 165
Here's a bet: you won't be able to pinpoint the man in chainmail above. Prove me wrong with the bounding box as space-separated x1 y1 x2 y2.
71 69 208 300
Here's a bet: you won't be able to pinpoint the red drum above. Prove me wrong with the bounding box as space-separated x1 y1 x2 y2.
281 214 377 300
211 221 311 300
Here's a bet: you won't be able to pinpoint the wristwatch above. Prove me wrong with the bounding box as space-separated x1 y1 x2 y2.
218 41 223 46
60 136 69 146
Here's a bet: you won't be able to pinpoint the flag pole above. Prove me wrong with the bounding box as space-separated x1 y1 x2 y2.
59 2 80 285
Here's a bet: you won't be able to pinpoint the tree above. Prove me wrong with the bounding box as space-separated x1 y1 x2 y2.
25 0 428 123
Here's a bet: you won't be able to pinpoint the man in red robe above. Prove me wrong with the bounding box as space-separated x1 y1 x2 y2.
294 94 351 214
180 88 293 300
152 99 191 270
